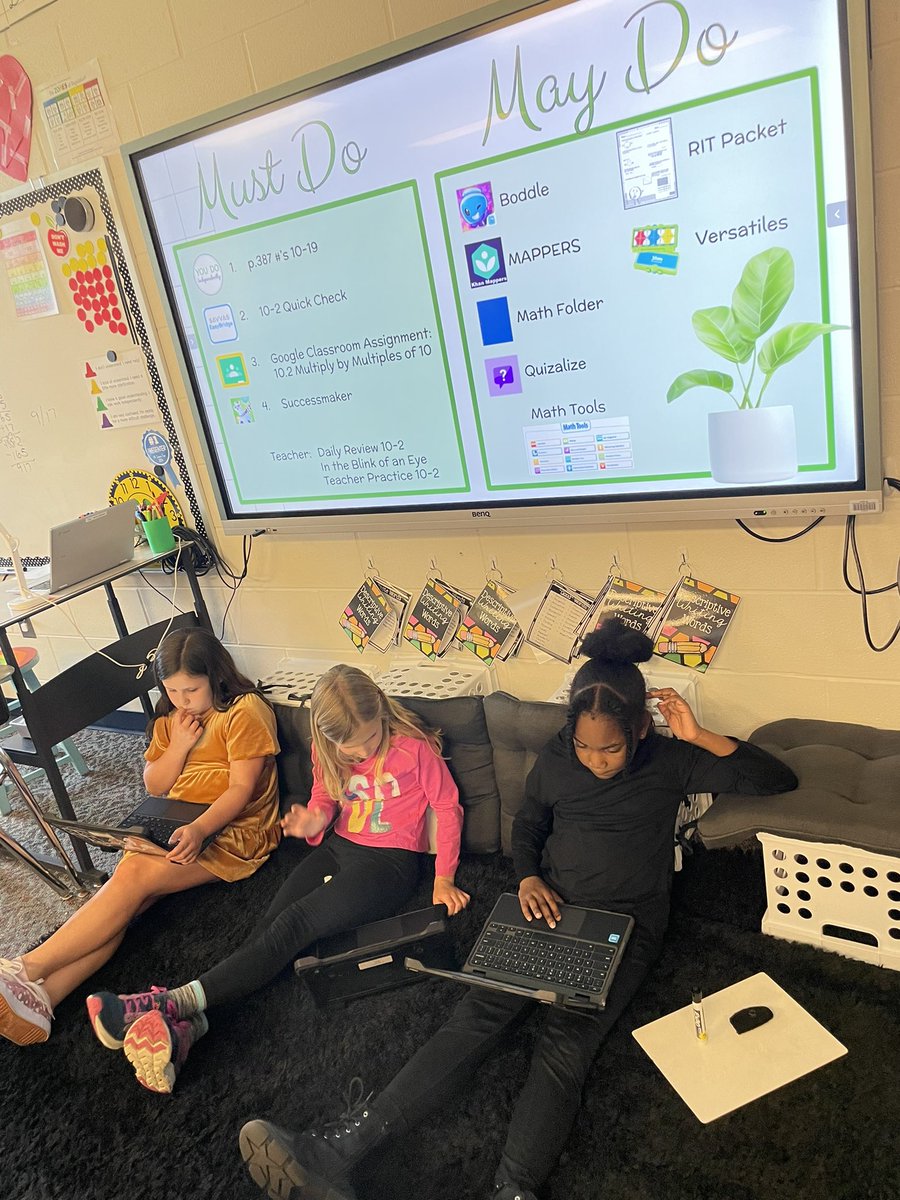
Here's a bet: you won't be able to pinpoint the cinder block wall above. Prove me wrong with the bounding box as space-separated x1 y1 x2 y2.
2 0 897 735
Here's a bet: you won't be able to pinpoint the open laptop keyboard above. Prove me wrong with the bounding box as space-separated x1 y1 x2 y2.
470 921 614 992
119 813 176 846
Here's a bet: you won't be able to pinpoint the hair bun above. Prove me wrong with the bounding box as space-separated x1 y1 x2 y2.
580 617 653 665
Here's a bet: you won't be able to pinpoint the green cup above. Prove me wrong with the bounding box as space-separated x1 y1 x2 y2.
144 515 176 554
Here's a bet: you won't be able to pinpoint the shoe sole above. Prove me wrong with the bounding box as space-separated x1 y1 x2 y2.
239 1119 356 1200
85 994 124 1050
0 990 50 1045
123 1009 176 1093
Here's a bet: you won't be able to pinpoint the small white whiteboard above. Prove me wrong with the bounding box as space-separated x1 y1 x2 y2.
632 972 847 1124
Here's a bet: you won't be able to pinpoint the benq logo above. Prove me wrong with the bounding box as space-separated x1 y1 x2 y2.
470 510 492 518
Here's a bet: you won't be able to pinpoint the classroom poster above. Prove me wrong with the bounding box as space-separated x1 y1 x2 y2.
37 61 119 169
0 218 57 318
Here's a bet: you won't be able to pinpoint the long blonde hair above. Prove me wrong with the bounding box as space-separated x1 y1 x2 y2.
310 664 442 801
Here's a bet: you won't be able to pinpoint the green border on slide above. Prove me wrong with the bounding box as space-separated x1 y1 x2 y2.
435 68 834 491
174 180 469 505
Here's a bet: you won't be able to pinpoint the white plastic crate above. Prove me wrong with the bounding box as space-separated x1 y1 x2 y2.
759 832 900 970
375 660 493 699
261 656 491 704
261 657 379 706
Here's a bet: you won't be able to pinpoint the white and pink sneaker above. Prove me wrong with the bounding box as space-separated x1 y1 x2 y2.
0 957 53 1045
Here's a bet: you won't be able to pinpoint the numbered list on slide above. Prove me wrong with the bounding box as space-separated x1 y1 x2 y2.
174 183 468 505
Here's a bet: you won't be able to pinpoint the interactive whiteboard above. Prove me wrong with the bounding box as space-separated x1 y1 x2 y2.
125 0 881 533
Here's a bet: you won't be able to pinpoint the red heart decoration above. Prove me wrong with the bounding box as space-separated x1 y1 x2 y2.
0 56 33 183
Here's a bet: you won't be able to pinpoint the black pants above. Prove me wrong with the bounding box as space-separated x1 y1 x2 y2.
200 836 422 1007
379 924 662 1193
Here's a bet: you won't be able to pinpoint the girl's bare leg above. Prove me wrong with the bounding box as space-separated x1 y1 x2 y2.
17 854 216 1005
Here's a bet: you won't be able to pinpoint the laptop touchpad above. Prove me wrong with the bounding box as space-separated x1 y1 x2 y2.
554 907 587 936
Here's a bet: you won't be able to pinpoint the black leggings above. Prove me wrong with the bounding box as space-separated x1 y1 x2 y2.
379 924 663 1192
199 836 422 1007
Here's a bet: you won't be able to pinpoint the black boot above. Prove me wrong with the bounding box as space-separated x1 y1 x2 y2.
491 1183 539 1200
240 1078 393 1200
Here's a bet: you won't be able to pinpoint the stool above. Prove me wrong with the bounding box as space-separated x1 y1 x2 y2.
0 646 89 816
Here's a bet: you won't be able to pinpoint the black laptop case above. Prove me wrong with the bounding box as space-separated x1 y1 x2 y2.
293 905 454 1007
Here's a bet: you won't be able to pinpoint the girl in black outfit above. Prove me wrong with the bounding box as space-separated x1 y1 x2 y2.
238 618 798 1200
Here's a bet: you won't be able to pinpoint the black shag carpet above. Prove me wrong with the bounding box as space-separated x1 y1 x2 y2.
4 840 900 1200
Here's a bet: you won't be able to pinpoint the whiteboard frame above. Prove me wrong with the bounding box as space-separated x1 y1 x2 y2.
121 0 883 536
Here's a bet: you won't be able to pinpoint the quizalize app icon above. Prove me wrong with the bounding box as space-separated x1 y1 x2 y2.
457 182 495 231
466 238 507 288
484 355 522 396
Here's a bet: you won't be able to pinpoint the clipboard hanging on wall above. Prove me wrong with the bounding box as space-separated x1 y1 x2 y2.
0 157 207 558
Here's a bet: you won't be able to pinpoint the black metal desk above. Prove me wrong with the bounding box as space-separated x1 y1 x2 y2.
0 545 212 875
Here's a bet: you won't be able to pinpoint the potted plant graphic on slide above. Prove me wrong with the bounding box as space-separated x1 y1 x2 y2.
666 247 846 483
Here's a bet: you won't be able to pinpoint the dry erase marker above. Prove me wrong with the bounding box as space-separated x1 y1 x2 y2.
692 988 708 1041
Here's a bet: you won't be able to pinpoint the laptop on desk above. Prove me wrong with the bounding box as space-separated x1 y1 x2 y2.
405 892 634 1011
45 796 216 858
28 504 136 597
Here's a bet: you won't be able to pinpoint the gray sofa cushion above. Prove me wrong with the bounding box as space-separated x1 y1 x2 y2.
483 691 567 856
697 718 900 855
273 694 501 854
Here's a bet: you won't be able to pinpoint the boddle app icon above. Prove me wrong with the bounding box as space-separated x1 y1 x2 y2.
466 238 507 288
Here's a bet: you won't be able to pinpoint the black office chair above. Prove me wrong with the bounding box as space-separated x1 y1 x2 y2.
0 688 91 899
0 612 201 884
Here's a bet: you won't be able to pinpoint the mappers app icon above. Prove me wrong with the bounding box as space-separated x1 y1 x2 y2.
466 238 507 288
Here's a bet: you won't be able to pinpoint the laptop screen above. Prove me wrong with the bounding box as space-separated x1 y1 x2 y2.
47 505 136 593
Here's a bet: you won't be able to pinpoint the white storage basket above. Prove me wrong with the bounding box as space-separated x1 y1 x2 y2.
758 832 900 970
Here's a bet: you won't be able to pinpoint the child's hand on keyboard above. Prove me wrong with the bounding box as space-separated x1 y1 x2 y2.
518 876 563 928
166 820 207 864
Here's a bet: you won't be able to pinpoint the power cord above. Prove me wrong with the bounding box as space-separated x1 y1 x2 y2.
168 526 260 640
842 486 900 651
736 478 900 651
28 544 185 676
735 515 825 541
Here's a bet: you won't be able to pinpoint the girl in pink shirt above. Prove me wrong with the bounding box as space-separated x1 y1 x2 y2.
87 665 469 1093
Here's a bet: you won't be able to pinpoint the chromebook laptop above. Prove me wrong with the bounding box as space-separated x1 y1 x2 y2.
405 892 634 1011
45 797 215 857
29 504 135 596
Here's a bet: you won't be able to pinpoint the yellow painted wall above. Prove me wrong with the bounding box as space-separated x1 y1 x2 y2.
2 0 897 736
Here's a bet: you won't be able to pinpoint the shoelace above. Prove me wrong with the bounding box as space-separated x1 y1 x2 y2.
316 1077 374 1141
122 985 169 1022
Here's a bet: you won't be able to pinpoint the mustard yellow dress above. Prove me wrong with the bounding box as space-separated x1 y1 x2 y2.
144 692 281 881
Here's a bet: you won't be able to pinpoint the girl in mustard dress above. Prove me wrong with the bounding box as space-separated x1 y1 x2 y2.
0 627 280 1047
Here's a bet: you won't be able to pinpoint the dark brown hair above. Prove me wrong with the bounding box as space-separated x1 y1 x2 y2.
148 627 262 733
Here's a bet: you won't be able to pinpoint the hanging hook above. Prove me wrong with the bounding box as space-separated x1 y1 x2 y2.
678 548 692 577
366 556 377 575
488 557 503 583
608 551 620 578
546 555 563 582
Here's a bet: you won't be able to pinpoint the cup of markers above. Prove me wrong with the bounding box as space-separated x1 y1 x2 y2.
137 494 176 554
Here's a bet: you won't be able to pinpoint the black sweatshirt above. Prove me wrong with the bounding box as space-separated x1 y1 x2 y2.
512 728 797 935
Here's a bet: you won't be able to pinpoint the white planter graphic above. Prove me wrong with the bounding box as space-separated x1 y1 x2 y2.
707 405 798 484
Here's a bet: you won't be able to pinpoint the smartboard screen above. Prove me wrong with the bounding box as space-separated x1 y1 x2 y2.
126 0 881 532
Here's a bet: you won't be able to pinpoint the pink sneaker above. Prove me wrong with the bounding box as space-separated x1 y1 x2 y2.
123 1007 208 1094
86 985 173 1050
0 957 53 1045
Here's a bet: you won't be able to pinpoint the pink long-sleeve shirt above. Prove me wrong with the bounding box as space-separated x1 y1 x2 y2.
306 734 463 878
